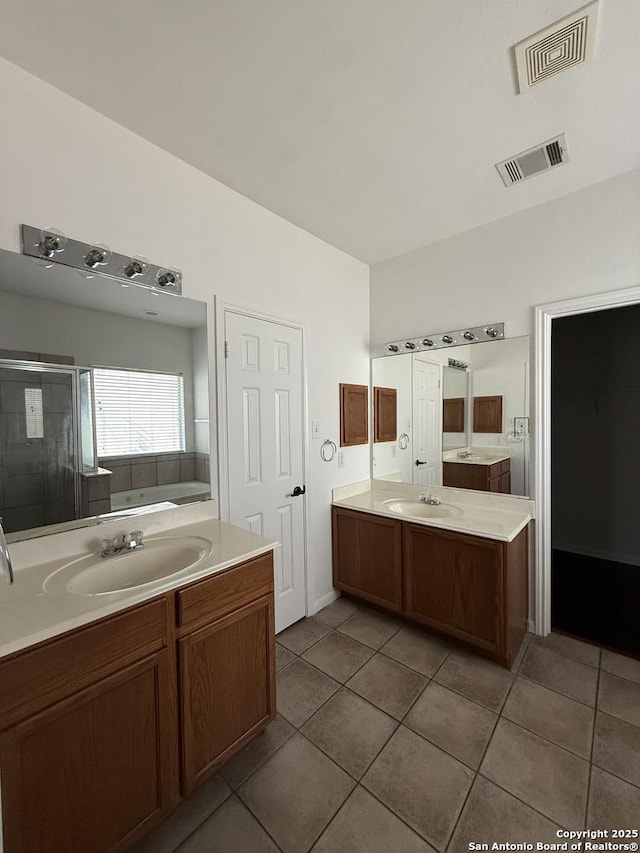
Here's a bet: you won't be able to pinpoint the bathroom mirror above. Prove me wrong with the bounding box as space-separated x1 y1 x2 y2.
0 248 211 542
371 336 530 496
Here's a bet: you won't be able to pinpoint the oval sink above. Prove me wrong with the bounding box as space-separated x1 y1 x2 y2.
44 536 214 596
382 500 463 520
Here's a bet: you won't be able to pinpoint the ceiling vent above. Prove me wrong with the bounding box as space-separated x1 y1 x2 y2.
496 135 569 187
514 2 599 93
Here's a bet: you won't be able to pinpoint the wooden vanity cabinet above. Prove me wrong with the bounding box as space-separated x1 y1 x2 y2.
0 599 179 853
331 507 528 667
0 550 276 853
332 506 402 612
443 458 511 494
177 553 275 794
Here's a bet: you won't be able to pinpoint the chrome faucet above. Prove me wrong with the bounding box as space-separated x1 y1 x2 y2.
419 494 441 506
457 450 473 459
101 530 145 559
0 517 14 584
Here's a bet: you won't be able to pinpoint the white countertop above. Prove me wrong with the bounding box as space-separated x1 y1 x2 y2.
332 480 534 543
442 447 511 466
0 501 278 659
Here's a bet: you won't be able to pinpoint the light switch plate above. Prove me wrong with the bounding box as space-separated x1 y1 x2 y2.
337 451 345 468
311 421 320 439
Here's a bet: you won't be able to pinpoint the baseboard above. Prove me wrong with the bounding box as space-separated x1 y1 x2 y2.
311 589 340 615
527 618 538 635
553 543 640 568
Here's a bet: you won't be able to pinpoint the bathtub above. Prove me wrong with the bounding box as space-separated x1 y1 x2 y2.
110 481 210 511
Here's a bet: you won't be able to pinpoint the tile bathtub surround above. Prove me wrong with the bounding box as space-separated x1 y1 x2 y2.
133 598 640 852
99 451 211 491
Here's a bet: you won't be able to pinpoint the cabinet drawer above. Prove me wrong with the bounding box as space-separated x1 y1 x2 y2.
499 459 510 475
0 598 168 729
177 552 274 631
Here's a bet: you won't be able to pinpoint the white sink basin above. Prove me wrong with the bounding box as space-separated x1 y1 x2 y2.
44 536 214 596
382 500 463 520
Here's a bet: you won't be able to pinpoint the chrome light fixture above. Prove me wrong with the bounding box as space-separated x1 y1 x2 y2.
124 257 147 279
383 322 505 355
156 268 181 290
21 225 183 295
84 244 111 269
37 228 66 259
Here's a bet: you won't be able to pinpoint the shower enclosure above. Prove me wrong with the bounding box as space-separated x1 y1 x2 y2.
0 360 96 535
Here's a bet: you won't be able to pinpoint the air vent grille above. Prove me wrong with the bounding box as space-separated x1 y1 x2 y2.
546 140 563 166
496 135 569 187
515 2 599 93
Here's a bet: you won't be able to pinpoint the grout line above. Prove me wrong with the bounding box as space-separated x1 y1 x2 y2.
584 661 602 829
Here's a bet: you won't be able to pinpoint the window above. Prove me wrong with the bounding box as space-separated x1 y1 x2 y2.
93 367 185 457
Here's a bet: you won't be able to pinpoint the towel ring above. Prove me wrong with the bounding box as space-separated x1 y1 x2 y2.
398 432 409 450
321 439 337 462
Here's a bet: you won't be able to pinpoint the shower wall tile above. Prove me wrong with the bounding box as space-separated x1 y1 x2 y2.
3 473 43 508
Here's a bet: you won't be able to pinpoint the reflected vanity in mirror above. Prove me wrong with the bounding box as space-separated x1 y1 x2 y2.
371 336 530 496
0 248 211 541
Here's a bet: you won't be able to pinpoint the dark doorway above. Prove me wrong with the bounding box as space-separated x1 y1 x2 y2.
551 304 640 656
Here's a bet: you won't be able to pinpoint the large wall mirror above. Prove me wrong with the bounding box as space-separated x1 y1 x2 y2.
371 336 530 496
0 248 211 542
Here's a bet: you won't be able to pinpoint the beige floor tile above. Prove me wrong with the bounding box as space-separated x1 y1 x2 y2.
434 650 513 712
448 775 562 853
480 719 590 828
592 711 640 788
337 609 401 650
302 631 374 683
311 785 435 853
587 767 640 830
219 715 295 789
276 642 296 671
533 631 601 668
520 644 598 707
314 596 359 628
277 617 331 655
363 725 473 850
177 796 279 853
277 658 340 727
598 671 640 727
302 688 397 778
380 626 452 676
503 676 594 758
405 681 497 769
601 649 640 685
132 774 231 853
238 733 354 853
346 654 427 720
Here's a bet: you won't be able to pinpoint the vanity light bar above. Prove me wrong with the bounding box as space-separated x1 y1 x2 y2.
20 225 182 295
384 322 505 355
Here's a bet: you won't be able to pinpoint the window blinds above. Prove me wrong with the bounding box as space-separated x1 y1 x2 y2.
93 368 185 456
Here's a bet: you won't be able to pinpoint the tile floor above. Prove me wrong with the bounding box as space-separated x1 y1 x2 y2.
135 598 640 853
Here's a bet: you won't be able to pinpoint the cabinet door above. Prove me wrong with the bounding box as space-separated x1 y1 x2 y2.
403 524 505 655
332 507 402 611
0 651 178 853
179 594 275 794
443 462 488 491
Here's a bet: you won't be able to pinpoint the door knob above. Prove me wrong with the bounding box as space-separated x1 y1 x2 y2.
288 485 306 497
415 459 427 466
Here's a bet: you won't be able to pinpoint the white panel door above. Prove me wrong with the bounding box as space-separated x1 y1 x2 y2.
413 358 442 486
225 311 306 632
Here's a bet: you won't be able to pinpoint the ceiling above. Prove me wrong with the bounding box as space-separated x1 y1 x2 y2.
1 0 639 264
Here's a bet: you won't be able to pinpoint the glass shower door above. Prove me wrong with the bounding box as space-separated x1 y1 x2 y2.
0 363 78 535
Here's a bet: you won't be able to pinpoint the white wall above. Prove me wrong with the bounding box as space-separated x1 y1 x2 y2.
0 58 370 614
370 168 640 353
